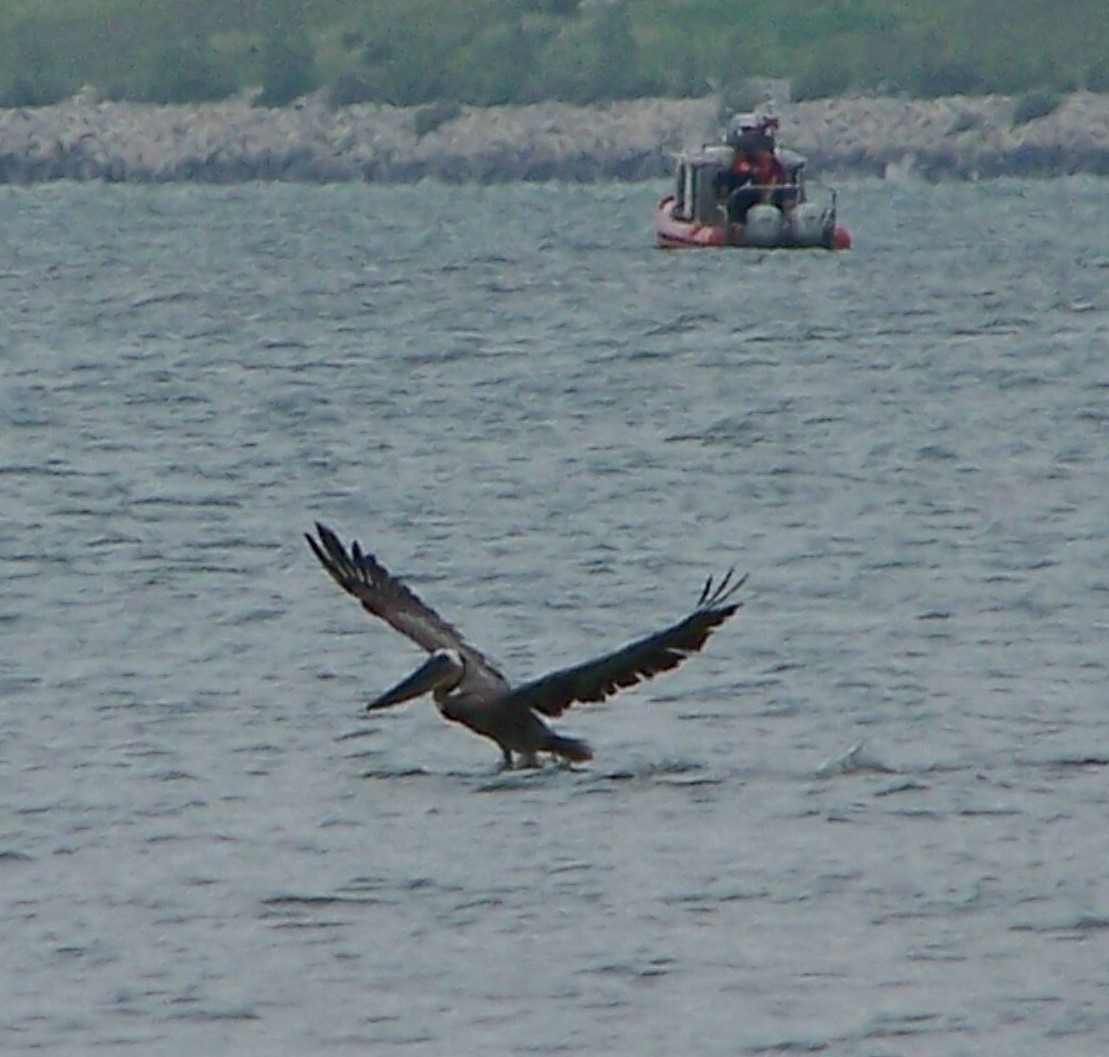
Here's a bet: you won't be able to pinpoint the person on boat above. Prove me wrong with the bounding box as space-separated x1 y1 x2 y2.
751 135 786 189
724 111 781 149
717 131 786 222
713 127 757 207
752 115 803 207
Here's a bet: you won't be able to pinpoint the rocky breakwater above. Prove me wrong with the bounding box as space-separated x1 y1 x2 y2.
784 92 1109 179
0 94 719 184
1 91 1107 184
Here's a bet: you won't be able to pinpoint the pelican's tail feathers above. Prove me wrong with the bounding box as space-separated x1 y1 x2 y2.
545 731 593 764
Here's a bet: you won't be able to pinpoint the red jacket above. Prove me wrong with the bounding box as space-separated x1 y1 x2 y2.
731 151 785 186
753 152 786 185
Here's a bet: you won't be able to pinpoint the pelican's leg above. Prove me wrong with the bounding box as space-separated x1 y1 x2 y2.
498 746 514 771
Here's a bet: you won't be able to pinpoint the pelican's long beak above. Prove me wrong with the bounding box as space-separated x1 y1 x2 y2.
367 651 458 710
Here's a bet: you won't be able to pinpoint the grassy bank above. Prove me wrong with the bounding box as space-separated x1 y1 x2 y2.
2 0 1107 109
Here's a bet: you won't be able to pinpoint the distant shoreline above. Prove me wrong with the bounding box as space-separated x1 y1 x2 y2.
2 91 1108 185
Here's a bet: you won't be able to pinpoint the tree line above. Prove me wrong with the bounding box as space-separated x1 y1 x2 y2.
2 0 1106 109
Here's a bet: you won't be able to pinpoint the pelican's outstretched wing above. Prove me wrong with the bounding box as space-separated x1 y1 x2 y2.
305 523 506 683
503 570 746 717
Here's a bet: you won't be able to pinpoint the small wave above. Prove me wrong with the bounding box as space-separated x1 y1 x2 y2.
582 957 675 980
129 287 204 307
815 740 898 778
873 779 930 796
1012 912 1109 935
1034 754 1109 770
263 893 356 907
166 1004 260 1022
585 757 722 788
261 891 400 917
360 766 436 780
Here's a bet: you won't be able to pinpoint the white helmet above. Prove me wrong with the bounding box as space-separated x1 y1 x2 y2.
729 112 759 136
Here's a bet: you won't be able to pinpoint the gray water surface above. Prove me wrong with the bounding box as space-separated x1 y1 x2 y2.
2 177 1109 1055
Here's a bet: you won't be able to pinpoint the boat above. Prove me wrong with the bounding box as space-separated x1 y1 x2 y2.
654 114 852 250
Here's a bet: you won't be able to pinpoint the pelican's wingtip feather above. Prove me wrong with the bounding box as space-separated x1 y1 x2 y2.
697 568 749 611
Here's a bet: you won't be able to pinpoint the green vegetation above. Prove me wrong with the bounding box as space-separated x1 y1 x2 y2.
1011 87 1064 126
1 0 1106 108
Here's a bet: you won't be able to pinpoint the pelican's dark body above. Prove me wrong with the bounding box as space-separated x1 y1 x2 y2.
306 523 744 767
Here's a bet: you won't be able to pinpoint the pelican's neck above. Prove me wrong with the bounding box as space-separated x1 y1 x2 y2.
431 648 464 703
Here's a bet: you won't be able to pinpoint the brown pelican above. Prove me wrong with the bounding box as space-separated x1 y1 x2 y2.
306 523 746 768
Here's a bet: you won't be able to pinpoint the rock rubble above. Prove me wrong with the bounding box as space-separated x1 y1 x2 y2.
1 92 1107 184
